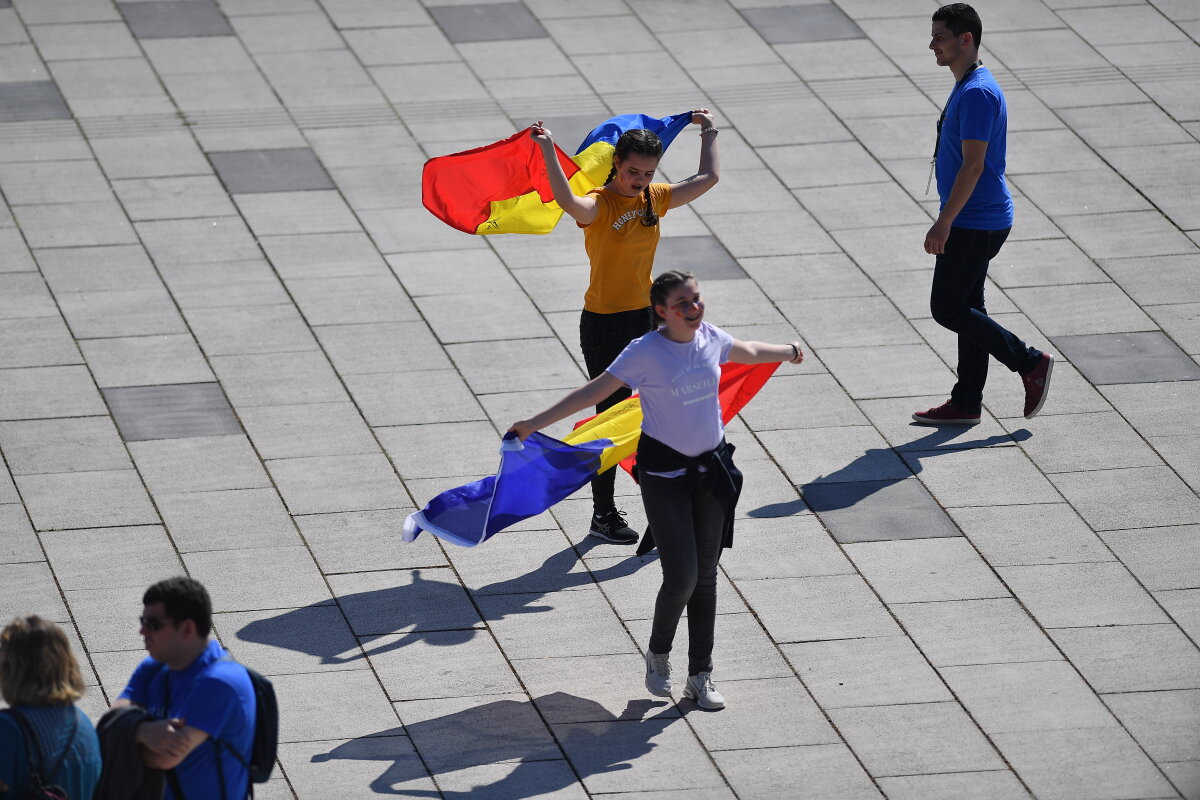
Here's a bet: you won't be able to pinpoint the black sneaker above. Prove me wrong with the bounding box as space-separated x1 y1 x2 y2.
589 509 639 544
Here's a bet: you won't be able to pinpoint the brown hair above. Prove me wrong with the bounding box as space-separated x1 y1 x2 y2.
0 616 86 706
604 129 663 227
650 270 697 323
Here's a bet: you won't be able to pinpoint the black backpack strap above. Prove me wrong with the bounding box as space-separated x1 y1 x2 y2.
2 708 45 780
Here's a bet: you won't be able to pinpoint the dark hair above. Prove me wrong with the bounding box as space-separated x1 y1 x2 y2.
0 616 86 706
933 3 982 48
144 576 212 638
604 129 663 227
650 270 696 322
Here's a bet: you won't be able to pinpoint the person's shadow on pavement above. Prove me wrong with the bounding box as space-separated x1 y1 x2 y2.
310 693 675 797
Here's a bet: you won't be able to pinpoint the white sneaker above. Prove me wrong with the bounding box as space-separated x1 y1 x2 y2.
683 672 725 710
644 650 672 697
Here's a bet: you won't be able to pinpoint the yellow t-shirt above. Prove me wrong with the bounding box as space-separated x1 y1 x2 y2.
579 183 672 314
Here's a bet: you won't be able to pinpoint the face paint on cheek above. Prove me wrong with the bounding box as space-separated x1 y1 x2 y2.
674 310 685 319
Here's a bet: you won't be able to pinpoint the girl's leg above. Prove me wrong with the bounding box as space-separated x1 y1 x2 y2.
685 487 726 676
640 474 698 657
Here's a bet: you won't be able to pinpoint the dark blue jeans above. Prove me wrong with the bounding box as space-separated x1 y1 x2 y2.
931 226 1041 414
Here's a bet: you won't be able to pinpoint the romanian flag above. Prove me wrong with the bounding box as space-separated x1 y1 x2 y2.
402 362 778 548
421 111 693 236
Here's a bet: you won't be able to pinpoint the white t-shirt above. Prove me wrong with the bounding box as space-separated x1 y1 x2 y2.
605 322 734 458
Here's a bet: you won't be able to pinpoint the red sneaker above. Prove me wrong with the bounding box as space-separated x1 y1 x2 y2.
912 401 981 425
1022 353 1054 419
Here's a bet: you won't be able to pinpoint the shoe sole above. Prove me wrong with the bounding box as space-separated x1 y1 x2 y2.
682 687 724 710
588 529 638 545
1024 355 1054 420
645 679 672 698
911 414 980 426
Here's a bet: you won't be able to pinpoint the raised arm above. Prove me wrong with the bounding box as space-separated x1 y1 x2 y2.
530 122 600 225
728 339 804 366
509 372 627 441
667 109 720 209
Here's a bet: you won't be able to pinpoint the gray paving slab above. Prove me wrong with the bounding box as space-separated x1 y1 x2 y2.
0 504 39 564
892 597 1061 668
713 743 880 800
1051 465 1200 532
803 475 963 543
846 538 1010 603
737 574 901 643
783 635 952 709
40 525 179 590
1106 689 1200 765
0 416 129 475
156 487 298 553
17 470 159 531
0 81 71 121
80 334 214 389
128 434 270 494
185 544 329 612
944 660 1121 734
105 382 242 442
209 351 348 407
0 561 70 623
948 503 1113 567
1050 624 1200 693
158 259 290 309
875 771 1031 800
267 453 409 515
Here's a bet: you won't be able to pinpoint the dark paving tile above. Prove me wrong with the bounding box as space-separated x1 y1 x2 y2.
803 476 962 543
104 382 243 442
740 4 865 45
0 0 11 9
118 0 233 38
657 236 746 280
0 82 72 123
428 2 548 44
209 148 334 194
1052 332 1200 385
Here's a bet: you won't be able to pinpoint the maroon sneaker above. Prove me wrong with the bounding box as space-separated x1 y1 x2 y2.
1022 353 1054 419
912 401 981 425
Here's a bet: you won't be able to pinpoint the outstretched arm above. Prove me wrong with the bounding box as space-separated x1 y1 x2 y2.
728 339 804 366
509 372 628 441
667 109 720 209
530 122 600 225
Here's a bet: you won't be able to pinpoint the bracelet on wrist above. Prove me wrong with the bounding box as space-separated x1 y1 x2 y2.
789 343 799 362
700 127 718 136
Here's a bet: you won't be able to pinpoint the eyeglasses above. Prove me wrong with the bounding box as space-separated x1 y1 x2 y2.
138 615 174 632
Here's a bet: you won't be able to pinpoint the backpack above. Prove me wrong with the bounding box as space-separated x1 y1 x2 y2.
1 708 76 800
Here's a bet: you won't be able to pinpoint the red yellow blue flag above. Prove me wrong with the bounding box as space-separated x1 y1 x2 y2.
421 111 693 236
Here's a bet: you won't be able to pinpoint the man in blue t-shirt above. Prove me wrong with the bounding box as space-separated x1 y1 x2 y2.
914 3 1053 426
112 577 255 800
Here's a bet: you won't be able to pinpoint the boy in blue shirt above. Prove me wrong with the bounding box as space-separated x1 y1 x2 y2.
915 3 1053 425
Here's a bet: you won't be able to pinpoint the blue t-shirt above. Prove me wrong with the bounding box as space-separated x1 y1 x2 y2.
606 322 734 458
935 66 1013 230
0 705 101 799
120 640 255 800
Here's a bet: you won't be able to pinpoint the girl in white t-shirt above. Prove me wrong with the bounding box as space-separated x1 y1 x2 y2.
510 271 804 709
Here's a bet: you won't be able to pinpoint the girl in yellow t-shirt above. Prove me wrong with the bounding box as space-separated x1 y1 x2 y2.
530 110 720 544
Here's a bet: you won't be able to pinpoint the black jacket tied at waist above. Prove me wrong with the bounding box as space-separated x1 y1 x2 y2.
634 433 743 555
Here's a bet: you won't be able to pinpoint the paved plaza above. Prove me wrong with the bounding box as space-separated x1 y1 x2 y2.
2 0 1200 797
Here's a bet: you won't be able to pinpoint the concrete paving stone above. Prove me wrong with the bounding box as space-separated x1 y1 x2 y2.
0 561 70 623
875 771 1030 800
739 253 879 301
1013 169 1153 218
990 238 1110 289
720 514 854 580
313 321 451 375
117 0 233 37
209 350 348 407
280 734 434 798
1002 410 1163 473
210 147 332 194
948 503 1113 567
796 182 929 233
190 301 319 354
286 275 420 327
387 248 518 297
111 174 237 221
1152 433 1200 494
295 507 439 574
105 382 242 442
446 336 583 395
156 487 298 553
451 531 590 597
234 190 359 237
0 159 113 205
57 287 188 339
1163 761 1200 800
89 131 211 181
704 209 840 258
259 231 389 280
1100 525 1200 591
267 453 408 515
344 24 456 66
774 38 897 83
779 295 921 348
80 334 214 388
1147 303 1200 357
0 80 71 122
590 553 745 623
328 567 482 642
804 475 963 544
346 369 488 427
993 727 1177 800
359 206 490 255
944 660 1120 734
480 585 635 659
1060 103 1194 149
892 597 1061 667
273 668 399 742
26 21 140 60
515 653 678 724
136 216 261 267
0 228 35 274
1061 2 1186 45
737 574 901 643
689 167 797 218
158 69 282 114
1050 465 1200 531
239 401 377 460
759 425 911 487
737 373 868 432
325 163 423 212
1008 282 1157 337
818 343 956 399
512 264 591 315
716 95 853 150
303 125 423 171
13 200 137 249
830 701 1004 777
0 126 90 164
0 416 130 475
186 544 330 612
0 504 40 564
783 635 952 708
34 243 161 294
902 444 1061 508
128 434 270 494
428 2 547 43
434 759 590 800
365 627 519 703
377 421 500 481
0 364 106 420
714 743 880 800
0 464 15 504
846 538 1010 604
1057 210 1198 260
679 675 838 751
857 397 1006 451
17 470 159 530
1050 624 1200 693
1106 689 1200 763
40 524 178 590
48 59 174 118
217 604 364 676
1100 381 1200 437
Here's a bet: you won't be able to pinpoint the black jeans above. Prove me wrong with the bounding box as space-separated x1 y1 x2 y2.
579 307 655 512
930 226 1041 413
641 472 725 675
